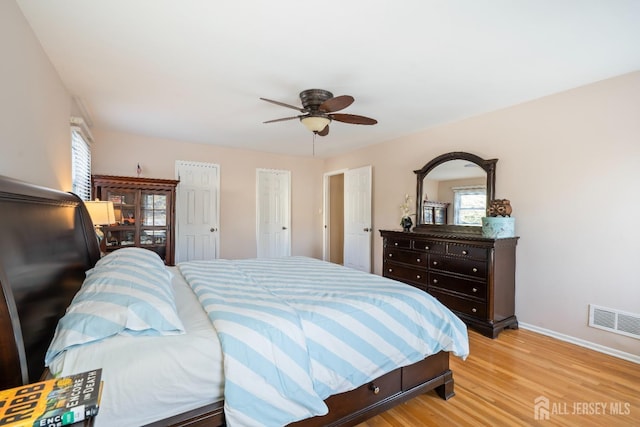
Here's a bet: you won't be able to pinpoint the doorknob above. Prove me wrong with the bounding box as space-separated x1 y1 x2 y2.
282 226 288 230
363 227 370 232
210 227 218 232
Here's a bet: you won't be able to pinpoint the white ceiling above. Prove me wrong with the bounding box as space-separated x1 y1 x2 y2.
16 0 640 158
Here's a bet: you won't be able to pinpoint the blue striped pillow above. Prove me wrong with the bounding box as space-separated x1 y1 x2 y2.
45 260 184 365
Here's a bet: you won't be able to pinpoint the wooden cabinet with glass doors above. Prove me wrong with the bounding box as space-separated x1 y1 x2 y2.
92 175 179 265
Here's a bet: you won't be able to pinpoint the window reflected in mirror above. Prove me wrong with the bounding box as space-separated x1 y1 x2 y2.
453 187 486 225
421 160 486 226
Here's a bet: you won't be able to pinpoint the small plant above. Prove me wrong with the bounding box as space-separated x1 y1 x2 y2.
399 193 413 220
399 194 414 231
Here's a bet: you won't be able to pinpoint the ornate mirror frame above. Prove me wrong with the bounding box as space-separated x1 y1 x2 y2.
414 151 497 233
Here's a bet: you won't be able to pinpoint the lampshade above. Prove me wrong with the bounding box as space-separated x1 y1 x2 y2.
84 200 116 226
300 116 330 132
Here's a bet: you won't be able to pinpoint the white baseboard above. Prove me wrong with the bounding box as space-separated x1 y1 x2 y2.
519 322 640 364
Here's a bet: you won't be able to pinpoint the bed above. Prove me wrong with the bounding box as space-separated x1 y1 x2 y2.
0 175 469 427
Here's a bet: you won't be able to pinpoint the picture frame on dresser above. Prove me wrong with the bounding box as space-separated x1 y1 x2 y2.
424 209 433 224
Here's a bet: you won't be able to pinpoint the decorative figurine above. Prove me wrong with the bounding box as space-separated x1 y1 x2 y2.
487 199 512 217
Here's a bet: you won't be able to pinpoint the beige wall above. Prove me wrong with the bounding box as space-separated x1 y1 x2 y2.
91 129 325 260
325 71 640 356
0 0 72 189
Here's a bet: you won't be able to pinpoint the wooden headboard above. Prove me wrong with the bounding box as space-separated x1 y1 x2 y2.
0 175 100 389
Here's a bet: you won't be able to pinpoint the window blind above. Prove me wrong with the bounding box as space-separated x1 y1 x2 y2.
71 127 92 201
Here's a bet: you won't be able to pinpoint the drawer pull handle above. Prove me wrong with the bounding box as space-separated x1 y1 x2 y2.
472 267 478 273
416 258 421 262
394 242 398 246
388 253 393 257
472 308 477 313
462 250 468 255
416 275 421 279
432 261 438 266
433 279 438 284
425 246 430 250
472 287 478 293
370 384 380 395
388 268 393 272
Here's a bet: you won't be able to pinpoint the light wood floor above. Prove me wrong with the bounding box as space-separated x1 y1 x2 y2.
357 328 639 426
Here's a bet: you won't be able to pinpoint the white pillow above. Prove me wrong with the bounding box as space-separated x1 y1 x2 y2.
45 261 184 365
95 247 166 271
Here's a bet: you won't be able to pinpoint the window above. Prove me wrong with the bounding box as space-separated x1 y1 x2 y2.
71 126 92 201
453 186 486 226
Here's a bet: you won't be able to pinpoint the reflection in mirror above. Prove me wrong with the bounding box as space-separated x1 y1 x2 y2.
422 160 486 226
414 152 497 229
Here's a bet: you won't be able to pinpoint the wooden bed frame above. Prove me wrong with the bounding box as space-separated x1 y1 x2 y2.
0 175 456 427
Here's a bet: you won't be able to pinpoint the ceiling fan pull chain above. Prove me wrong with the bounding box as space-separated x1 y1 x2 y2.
312 133 316 156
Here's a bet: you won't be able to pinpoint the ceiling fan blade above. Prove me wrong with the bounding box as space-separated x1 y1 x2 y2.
263 115 301 124
319 95 354 113
260 97 305 112
317 125 329 136
329 113 378 125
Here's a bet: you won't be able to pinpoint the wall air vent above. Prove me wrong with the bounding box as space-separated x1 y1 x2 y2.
589 305 640 340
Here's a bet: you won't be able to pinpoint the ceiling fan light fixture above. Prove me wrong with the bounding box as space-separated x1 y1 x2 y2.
301 116 330 132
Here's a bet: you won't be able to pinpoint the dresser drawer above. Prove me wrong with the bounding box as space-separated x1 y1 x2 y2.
412 240 445 253
429 272 486 300
446 244 488 260
429 254 487 279
385 248 427 267
428 289 487 320
385 236 411 249
384 261 428 287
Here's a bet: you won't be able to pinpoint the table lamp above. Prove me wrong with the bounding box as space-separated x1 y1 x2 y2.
84 200 116 249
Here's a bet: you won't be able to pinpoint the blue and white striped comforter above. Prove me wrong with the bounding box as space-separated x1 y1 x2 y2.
178 256 469 427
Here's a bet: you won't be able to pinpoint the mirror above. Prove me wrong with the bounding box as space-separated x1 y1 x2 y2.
414 152 497 229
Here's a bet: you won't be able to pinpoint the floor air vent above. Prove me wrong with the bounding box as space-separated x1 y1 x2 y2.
589 305 640 340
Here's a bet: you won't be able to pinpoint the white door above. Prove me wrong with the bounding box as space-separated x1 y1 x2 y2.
343 165 372 272
175 161 220 263
256 169 291 258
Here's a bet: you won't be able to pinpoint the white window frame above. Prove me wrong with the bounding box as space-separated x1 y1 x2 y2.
70 118 92 201
453 185 486 226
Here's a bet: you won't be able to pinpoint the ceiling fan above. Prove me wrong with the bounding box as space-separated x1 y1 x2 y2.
260 89 377 136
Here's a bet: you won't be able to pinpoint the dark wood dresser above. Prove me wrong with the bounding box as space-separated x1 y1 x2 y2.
380 229 518 338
